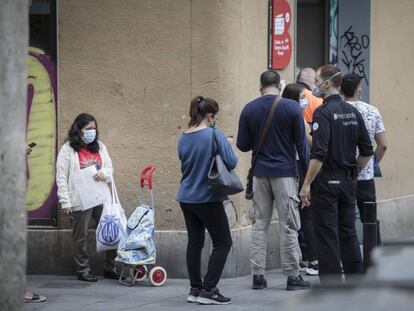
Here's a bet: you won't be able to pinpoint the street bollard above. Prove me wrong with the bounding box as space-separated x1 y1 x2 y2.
362 201 378 272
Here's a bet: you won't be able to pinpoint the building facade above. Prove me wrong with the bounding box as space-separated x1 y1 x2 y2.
27 0 414 277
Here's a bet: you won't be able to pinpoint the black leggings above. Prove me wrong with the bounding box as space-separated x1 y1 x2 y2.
180 202 232 290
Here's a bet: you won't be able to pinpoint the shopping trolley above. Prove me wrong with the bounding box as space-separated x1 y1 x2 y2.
116 165 167 287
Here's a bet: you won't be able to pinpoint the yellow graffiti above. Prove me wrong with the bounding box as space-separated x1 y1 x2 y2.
26 47 57 211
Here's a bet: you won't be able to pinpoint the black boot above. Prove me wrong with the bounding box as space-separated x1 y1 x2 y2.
77 271 98 282
252 274 268 290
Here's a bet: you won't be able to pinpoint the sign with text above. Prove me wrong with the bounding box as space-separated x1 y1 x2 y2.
270 0 292 69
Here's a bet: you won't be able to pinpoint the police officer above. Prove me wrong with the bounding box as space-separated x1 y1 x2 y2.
299 65 373 284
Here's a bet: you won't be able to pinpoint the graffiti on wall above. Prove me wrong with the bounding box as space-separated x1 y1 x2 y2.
340 25 370 85
26 47 58 220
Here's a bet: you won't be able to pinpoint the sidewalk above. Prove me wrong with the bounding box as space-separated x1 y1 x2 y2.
24 270 316 311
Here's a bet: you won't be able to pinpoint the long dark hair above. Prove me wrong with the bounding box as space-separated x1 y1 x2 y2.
67 113 100 152
188 96 219 127
282 83 305 102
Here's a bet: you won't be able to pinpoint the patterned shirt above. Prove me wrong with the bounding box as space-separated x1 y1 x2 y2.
347 101 385 180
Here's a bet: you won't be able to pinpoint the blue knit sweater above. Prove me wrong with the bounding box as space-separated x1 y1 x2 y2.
177 127 238 204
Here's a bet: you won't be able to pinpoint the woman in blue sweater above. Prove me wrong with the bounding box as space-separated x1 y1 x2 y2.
177 96 238 305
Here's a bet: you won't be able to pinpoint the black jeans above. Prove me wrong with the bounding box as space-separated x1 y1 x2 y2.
297 168 318 263
356 179 381 245
311 174 363 284
180 202 232 290
299 205 318 262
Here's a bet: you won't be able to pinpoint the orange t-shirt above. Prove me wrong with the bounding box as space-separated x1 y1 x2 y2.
302 88 323 123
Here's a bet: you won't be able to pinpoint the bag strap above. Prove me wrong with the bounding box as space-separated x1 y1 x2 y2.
248 95 281 177
211 128 218 158
111 176 120 205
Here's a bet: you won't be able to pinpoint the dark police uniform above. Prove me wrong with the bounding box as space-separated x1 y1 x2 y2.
310 94 373 282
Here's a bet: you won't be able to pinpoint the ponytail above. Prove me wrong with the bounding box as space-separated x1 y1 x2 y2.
188 96 219 127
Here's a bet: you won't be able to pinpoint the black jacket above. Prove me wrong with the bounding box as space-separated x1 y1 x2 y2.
310 94 373 173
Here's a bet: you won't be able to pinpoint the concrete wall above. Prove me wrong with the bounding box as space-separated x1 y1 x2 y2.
58 0 295 230
28 0 414 278
25 0 299 278
59 0 191 229
371 0 414 201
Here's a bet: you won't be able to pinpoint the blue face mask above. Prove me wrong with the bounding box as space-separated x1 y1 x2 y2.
82 129 96 144
299 98 309 109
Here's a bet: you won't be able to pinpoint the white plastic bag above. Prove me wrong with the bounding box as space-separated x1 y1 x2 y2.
73 166 111 211
96 178 127 252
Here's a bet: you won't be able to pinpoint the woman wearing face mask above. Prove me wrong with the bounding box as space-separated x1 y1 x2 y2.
56 113 117 282
177 96 237 305
282 83 312 145
282 84 319 276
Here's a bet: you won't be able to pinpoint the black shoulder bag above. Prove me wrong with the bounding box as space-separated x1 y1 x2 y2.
207 129 244 195
245 95 281 200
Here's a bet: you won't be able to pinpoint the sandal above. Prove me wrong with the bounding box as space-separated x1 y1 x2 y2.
23 291 46 303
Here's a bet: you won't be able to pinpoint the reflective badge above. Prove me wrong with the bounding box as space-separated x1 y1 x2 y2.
328 180 340 184
97 215 121 246
313 122 319 131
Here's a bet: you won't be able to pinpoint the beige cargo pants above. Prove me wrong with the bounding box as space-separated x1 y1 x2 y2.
250 176 301 277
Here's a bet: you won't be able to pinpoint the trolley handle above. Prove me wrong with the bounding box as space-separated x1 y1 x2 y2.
140 165 156 190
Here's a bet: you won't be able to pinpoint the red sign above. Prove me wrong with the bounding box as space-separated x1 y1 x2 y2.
271 0 292 69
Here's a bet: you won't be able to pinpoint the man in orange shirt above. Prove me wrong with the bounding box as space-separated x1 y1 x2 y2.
296 67 322 275
297 67 323 124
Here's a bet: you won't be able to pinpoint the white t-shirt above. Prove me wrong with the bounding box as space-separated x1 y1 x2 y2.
347 100 385 180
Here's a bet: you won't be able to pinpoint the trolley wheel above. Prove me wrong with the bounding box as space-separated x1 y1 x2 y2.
133 265 147 282
149 266 167 287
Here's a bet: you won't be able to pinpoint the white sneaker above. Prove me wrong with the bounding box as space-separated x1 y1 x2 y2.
305 263 319 276
196 288 232 305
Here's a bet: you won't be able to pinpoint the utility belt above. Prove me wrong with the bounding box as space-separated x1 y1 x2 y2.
319 167 357 180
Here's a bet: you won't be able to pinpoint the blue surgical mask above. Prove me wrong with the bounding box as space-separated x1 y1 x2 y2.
82 129 96 144
299 98 309 109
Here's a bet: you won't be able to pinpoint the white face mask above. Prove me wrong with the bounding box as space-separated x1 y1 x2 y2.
299 98 309 109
